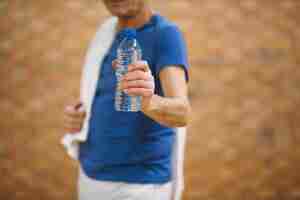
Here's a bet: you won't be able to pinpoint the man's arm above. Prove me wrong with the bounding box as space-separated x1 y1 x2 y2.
120 61 191 128
141 66 190 127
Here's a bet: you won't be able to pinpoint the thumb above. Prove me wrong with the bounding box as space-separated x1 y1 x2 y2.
112 60 118 70
73 101 83 110
66 101 82 111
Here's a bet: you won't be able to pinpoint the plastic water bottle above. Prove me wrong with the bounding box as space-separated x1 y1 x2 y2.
115 28 142 112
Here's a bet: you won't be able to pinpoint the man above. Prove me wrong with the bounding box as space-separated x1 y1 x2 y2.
63 0 190 199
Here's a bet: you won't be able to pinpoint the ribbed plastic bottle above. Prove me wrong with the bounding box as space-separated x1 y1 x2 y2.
115 28 142 112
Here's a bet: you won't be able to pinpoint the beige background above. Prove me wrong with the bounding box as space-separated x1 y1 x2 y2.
1 0 300 199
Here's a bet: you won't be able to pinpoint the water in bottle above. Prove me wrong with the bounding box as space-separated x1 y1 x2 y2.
115 28 142 112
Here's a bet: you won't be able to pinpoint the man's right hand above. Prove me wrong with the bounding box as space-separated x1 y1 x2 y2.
63 102 86 134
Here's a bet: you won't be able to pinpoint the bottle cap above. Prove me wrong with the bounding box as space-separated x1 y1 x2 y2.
118 28 137 40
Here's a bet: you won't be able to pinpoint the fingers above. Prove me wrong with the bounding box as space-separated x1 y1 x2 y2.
112 60 150 73
124 88 153 97
63 120 82 131
63 117 83 133
112 59 118 70
63 103 86 133
128 61 150 72
63 114 85 125
121 71 154 97
121 79 154 90
112 60 155 97
123 70 152 82
119 60 154 97
64 105 86 119
63 125 82 133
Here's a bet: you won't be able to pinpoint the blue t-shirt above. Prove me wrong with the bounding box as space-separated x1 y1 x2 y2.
79 13 189 184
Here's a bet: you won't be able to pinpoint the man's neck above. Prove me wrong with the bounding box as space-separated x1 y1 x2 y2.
117 6 153 31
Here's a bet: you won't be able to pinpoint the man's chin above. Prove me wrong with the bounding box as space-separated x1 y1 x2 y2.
113 13 135 19
109 9 135 19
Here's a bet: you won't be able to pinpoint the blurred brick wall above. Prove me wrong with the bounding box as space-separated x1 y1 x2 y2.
1 0 300 200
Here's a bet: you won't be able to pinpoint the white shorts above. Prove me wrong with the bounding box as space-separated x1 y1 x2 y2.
78 166 172 200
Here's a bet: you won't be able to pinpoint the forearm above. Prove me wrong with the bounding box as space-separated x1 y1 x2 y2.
120 62 190 127
141 94 191 128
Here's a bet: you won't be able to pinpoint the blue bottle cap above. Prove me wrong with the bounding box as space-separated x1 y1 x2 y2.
118 28 137 40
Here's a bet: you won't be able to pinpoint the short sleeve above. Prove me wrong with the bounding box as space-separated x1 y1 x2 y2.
155 25 189 82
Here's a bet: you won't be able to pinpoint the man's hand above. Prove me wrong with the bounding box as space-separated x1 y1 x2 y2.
112 60 190 127
63 102 86 133
113 60 155 109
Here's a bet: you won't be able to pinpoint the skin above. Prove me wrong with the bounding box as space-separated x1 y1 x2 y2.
63 0 191 133
116 61 190 127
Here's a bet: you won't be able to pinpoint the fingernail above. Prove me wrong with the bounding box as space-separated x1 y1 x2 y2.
74 103 82 110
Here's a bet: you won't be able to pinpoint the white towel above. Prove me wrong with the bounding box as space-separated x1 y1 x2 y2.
61 16 187 200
